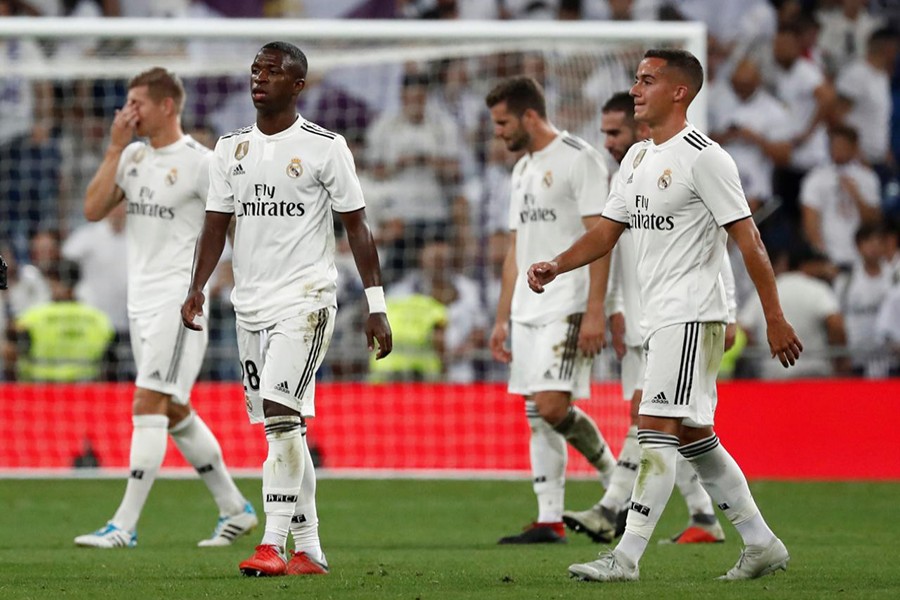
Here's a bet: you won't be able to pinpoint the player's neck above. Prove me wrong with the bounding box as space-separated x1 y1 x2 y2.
648 116 688 146
527 123 559 154
148 125 184 150
257 111 299 136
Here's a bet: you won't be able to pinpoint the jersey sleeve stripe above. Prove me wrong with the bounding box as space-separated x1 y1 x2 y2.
684 136 706 151
561 137 583 151
219 125 253 140
300 123 336 140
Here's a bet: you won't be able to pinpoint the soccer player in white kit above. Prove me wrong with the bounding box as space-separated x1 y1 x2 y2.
486 76 617 544
74 68 256 549
562 92 728 546
528 50 802 582
182 42 392 577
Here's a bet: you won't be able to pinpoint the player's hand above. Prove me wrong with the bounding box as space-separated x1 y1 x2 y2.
489 322 511 363
527 260 559 293
766 317 802 368
609 312 626 361
110 104 138 151
366 313 392 360
577 312 606 357
181 290 206 331
724 322 738 352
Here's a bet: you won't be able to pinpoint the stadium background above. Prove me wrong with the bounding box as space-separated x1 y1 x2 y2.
2 1 900 484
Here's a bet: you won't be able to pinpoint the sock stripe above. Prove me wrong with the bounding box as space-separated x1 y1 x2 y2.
295 308 328 400
637 429 680 448
678 434 720 459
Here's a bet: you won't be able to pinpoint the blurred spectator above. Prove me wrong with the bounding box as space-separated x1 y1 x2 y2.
709 57 792 213
834 223 894 377
884 218 900 282
428 58 486 183
6 259 114 382
322 228 371 380
61 201 129 335
28 228 62 278
767 22 835 219
0 243 51 317
366 69 467 281
834 27 899 173
739 244 848 379
801 125 881 270
391 237 488 382
369 294 446 382
875 277 900 374
818 0 885 76
578 0 664 21
0 0 59 258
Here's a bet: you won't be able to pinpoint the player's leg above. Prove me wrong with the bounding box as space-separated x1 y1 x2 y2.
159 309 255 546
239 308 334 577
75 313 167 548
564 346 644 542
569 322 708 581
679 425 787 579
286 420 328 575
498 320 567 544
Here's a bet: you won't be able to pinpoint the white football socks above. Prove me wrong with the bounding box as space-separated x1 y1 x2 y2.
680 434 775 547
290 423 323 561
526 401 567 523
169 411 245 516
260 415 305 549
553 406 616 487
674 454 716 517
599 424 640 512
111 414 168 532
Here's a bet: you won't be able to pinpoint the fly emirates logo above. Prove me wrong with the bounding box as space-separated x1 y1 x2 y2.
519 192 557 224
237 183 306 217
630 194 674 231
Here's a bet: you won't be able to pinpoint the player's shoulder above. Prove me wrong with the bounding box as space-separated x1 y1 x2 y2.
219 125 254 142
298 119 339 142
121 140 148 163
183 135 211 156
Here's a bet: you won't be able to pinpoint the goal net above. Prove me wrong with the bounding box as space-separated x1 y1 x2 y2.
0 17 705 476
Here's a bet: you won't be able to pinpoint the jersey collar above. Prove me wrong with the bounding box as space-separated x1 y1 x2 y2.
651 123 693 153
530 130 567 159
253 114 304 141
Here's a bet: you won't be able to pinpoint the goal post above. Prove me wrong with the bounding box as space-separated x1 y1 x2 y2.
0 17 705 476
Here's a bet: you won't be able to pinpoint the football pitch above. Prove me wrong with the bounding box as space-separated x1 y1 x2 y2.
1 478 897 599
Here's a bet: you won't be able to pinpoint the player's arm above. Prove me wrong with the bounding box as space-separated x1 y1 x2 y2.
182 211 231 331
579 215 610 356
490 231 517 364
725 217 803 367
338 208 392 360
84 103 138 221
527 217 626 294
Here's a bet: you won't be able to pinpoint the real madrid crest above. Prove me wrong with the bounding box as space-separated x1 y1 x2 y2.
657 168 672 190
542 170 553 188
633 148 646 169
286 157 303 178
165 168 178 186
234 141 249 161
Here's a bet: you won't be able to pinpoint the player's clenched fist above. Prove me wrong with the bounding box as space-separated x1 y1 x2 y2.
526 260 559 293
181 290 206 331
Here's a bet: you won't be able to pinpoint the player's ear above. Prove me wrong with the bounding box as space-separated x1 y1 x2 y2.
672 83 688 103
295 78 306 94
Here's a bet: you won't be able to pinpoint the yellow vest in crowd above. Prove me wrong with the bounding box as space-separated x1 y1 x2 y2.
15 301 114 382
370 294 447 381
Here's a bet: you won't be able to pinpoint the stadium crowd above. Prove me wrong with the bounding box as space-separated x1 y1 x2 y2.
3 0 900 382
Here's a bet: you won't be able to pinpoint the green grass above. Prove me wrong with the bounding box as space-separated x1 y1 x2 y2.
1 478 898 599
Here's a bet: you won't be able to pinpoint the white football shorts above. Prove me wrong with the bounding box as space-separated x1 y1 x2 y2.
640 322 725 427
620 344 646 401
131 303 208 404
236 307 335 423
508 313 592 400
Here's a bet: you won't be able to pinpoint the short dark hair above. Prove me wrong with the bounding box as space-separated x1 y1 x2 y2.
643 48 704 96
49 259 81 289
128 67 185 112
869 26 899 51
260 41 308 79
485 76 547 119
855 222 885 246
602 91 635 119
829 124 859 145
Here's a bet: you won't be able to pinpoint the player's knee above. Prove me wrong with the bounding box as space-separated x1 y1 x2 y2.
133 388 170 416
166 402 192 426
630 390 642 423
262 398 302 419
535 401 569 427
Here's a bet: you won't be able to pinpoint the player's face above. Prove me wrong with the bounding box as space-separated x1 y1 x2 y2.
490 101 530 152
251 50 301 112
126 85 167 138
630 58 678 126
601 110 637 164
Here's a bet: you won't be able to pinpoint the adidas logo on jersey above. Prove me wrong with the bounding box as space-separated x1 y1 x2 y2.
649 391 668 404
232 163 245 176
148 370 162 380
274 381 290 394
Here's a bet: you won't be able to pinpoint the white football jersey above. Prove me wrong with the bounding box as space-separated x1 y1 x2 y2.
602 125 751 340
207 116 365 330
115 135 209 317
509 132 609 325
